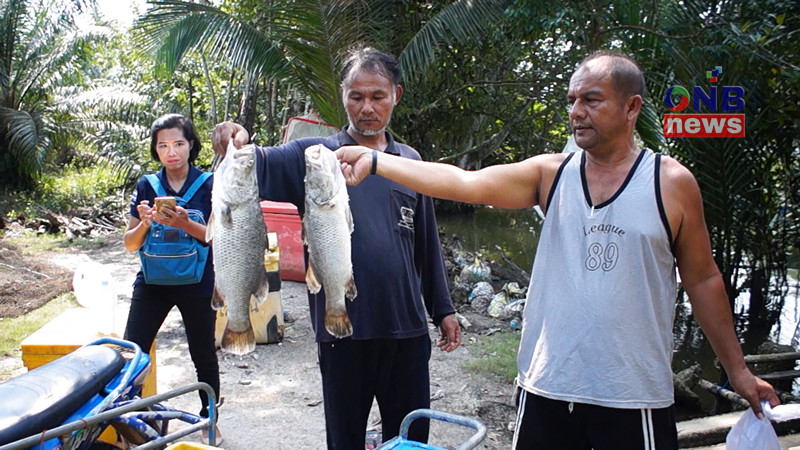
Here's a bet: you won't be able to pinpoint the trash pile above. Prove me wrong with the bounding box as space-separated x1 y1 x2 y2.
440 233 529 331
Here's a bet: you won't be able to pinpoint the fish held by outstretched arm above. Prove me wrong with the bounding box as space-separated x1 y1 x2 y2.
206 141 269 355
303 144 357 338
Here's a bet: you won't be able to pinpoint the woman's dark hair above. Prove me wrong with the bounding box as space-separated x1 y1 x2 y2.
149 114 202 163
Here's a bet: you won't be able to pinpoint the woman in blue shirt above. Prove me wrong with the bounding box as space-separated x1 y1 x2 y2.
122 114 221 444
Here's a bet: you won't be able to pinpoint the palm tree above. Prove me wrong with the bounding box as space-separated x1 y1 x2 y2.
0 0 104 188
649 0 800 349
133 0 512 130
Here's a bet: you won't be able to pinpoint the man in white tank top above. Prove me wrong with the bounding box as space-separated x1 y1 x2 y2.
336 51 779 449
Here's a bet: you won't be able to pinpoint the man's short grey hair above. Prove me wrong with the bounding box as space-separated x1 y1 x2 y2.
339 46 402 88
578 50 646 99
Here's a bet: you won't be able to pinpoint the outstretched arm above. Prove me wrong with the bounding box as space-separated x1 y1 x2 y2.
664 157 779 417
336 146 564 210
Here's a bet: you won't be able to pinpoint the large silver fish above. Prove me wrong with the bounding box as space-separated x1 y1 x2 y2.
206 141 269 355
303 144 357 338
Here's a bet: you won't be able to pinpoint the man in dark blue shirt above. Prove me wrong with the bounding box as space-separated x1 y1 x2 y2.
212 47 460 449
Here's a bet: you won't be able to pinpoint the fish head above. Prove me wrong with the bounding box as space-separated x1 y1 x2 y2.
227 141 256 173
304 144 343 205
218 142 257 204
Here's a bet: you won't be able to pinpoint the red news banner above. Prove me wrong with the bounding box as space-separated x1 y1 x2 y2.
663 114 746 138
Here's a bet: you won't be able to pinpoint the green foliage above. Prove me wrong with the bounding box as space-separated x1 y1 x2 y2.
1 0 797 336
0 161 128 222
649 0 800 338
0 0 113 188
3 230 112 253
38 163 126 211
0 293 77 358
463 330 520 383
133 0 511 129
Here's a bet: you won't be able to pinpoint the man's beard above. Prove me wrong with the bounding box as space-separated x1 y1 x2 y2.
350 124 384 136
347 116 386 136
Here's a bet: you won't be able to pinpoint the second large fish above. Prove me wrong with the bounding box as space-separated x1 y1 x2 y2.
303 144 357 338
206 141 269 355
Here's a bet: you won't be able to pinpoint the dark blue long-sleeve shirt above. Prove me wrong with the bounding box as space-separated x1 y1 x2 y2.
255 129 454 342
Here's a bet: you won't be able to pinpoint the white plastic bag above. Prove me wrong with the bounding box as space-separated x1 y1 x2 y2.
725 402 779 450
765 402 800 423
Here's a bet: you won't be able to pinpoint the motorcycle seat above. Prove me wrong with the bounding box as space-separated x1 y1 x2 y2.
0 344 126 446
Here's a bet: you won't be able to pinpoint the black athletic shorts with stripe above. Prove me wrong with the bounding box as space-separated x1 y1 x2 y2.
513 389 678 450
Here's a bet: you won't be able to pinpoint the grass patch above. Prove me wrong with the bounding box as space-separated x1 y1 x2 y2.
0 293 78 358
5 231 114 254
463 330 520 383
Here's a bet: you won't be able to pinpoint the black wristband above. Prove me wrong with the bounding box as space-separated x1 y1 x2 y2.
370 150 378 175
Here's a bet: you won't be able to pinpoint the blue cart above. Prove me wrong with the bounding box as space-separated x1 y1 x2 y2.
377 408 487 450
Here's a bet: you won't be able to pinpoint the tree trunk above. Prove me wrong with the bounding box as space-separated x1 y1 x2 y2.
224 66 235 122
187 78 194 123
239 71 259 134
201 53 217 125
269 79 277 144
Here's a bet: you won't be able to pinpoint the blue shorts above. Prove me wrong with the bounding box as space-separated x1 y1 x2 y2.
512 389 678 449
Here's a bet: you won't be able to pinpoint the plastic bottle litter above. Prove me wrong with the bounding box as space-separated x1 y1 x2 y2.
503 282 525 296
460 257 491 284
72 260 116 336
469 281 495 312
489 283 527 319
488 290 510 318
503 298 526 316
469 282 494 301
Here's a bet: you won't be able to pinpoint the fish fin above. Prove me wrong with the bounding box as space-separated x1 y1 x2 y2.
345 276 357 301
306 263 322 294
346 205 354 234
325 306 352 338
211 286 225 310
205 212 215 242
252 269 270 305
221 204 233 226
221 324 256 355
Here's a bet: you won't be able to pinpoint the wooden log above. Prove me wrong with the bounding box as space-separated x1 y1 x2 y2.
677 411 743 448
493 245 531 286
759 370 800 381
696 378 750 409
775 388 798 404
744 352 800 364
674 364 703 408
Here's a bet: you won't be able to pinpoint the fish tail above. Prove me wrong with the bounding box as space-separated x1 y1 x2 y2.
221 325 256 355
345 276 357 301
325 305 352 338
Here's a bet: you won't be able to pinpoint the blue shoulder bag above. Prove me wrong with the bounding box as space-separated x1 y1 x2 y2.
138 172 212 285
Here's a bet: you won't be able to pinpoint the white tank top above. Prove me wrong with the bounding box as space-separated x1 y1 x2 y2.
517 149 678 408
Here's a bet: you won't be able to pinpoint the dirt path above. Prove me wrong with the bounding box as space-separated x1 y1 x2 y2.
34 234 516 449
